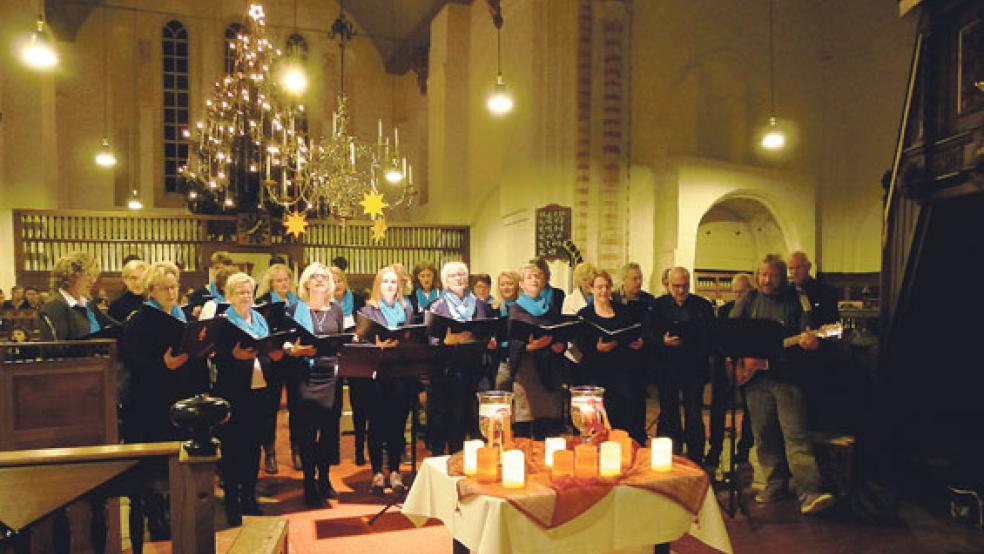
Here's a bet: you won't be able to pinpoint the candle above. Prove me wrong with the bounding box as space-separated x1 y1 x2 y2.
651 437 673 472
574 444 598 479
332 112 338 135
477 447 498 483
463 439 484 476
552 450 575 479
350 142 356 167
599 441 621 477
544 437 566 467
377 118 383 144
394 126 399 151
609 429 633 468
502 450 525 489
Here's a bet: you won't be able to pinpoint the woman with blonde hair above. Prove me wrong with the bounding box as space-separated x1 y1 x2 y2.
255 263 301 474
357 266 417 494
40 252 116 340
282 263 346 507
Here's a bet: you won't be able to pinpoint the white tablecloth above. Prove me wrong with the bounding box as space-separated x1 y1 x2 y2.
402 456 733 554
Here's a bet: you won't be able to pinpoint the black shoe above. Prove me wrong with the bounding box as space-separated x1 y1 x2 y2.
240 494 263 516
319 478 338 500
264 449 278 475
304 480 326 508
291 451 303 472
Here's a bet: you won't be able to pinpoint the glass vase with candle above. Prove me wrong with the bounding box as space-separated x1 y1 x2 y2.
569 386 609 443
477 391 513 457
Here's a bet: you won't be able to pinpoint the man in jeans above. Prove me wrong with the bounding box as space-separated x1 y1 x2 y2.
728 254 835 515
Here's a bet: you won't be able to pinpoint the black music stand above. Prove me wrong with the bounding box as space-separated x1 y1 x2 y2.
714 319 784 522
338 343 437 525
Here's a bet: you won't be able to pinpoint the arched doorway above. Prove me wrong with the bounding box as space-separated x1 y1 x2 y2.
693 197 787 302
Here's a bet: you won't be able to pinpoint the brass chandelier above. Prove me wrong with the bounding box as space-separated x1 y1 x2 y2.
181 2 416 235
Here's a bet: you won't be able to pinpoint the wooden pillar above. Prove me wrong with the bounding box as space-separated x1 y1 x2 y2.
168 449 218 554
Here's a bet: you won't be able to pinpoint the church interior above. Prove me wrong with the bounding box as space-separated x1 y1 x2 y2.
1 0 982 552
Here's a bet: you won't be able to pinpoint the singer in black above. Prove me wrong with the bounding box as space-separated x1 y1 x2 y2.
108 259 148 322
576 270 647 444
39 252 117 340
427 261 492 455
508 263 567 439
332 265 370 467
357 265 417 495
282 263 344 508
213 272 284 526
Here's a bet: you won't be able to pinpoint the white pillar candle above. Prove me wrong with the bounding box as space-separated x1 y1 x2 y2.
544 437 566 467
463 439 484 476
502 449 525 488
599 441 622 477
651 437 673 472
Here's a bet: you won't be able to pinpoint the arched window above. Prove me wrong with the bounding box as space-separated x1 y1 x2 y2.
286 33 307 61
224 23 243 74
162 20 190 194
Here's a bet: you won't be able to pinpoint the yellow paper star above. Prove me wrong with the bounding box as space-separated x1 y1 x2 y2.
370 217 388 242
360 191 388 219
284 210 309 238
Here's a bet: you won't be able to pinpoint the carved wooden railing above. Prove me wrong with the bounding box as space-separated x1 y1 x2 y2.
11 210 469 295
0 442 217 554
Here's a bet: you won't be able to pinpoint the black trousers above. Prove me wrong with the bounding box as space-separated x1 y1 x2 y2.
427 370 474 455
598 371 648 446
295 372 342 476
259 365 302 448
657 364 707 463
218 388 265 496
348 377 374 456
365 378 416 473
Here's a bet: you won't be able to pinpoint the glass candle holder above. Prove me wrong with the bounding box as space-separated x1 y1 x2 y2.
477 390 513 456
569 386 609 443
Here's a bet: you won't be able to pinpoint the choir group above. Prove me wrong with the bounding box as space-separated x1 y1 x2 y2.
0 245 840 529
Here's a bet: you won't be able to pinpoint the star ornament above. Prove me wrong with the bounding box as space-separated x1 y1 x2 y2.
370 217 388 243
360 191 389 219
284 210 309 238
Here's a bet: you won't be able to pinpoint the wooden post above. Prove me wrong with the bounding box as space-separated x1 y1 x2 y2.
169 449 218 554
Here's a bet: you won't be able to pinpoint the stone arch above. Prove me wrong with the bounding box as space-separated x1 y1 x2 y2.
694 194 790 274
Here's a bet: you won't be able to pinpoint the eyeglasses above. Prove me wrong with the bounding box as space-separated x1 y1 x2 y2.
310 274 330 281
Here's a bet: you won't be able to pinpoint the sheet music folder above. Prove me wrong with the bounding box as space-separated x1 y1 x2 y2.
138 308 295 358
715 319 785 359
354 313 429 344
424 311 503 342
338 343 437 379
287 317 355 357
507 318 582 343
580 319 643 343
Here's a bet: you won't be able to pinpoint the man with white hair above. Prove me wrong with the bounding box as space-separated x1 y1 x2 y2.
787 251 839 328
652 266 715 464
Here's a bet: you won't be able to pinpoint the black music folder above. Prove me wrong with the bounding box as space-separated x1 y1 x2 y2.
424 311 503 342
254 302 289 329
337 342 437 379
289 320 355 357
715 319 784 359
580 318 644 343
212 317 297 357
507 318 583 343
354 313 429 344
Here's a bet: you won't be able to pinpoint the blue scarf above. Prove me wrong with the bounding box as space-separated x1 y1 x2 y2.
499 298 515 318
84 303 100 333
291 300 313 333
443 290 477 321
517 290 550 317
224 304 269 338
338 290 354 316
207 281 226 303
380 299 406 328
415 288 440 311
271 290 299 304
147 298 187 322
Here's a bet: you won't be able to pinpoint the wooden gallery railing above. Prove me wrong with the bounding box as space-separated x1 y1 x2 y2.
12 210 469 295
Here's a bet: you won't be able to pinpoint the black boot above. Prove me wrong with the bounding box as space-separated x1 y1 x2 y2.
263 443 278 474
224 484 242 527
355 434 367 466
317 462 337 500
303 471 325 508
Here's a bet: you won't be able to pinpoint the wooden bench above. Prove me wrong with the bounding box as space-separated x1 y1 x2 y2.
228 516 289 554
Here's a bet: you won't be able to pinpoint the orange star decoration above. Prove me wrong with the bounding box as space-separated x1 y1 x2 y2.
360 191 388 220
370 217 388 243
284 210 309 239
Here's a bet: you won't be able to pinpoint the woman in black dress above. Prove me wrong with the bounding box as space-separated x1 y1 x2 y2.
357 266 417 495
283 263 345 507
213 273 284 525
576 270 647 444
331 265 370 466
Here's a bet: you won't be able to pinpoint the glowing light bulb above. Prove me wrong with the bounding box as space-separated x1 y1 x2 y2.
94 137 117 168
384 159 403 183
127 190 143 210
486 74 514 116
20 20 58 71
761 116 786 150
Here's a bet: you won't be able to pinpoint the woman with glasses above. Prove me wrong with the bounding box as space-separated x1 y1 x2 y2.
331 265 370 466
39 252 117 340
